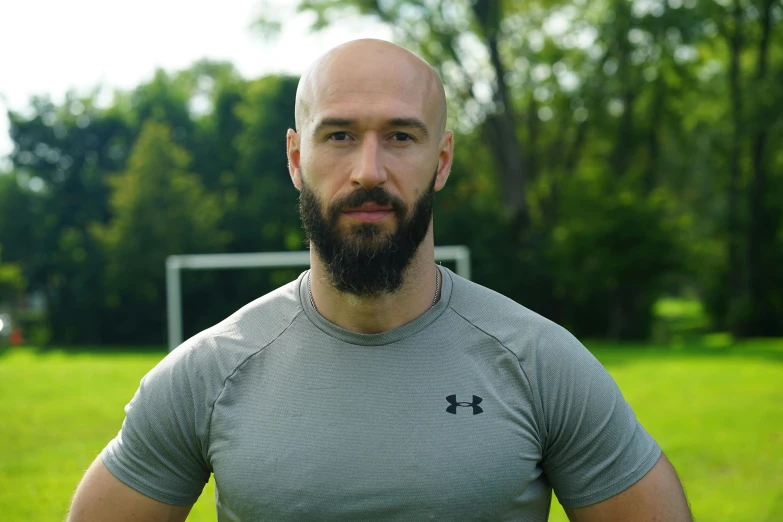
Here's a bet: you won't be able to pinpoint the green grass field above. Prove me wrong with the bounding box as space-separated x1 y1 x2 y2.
1 338 781 521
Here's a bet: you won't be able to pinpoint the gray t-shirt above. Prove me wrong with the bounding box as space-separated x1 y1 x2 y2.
101 267 661 521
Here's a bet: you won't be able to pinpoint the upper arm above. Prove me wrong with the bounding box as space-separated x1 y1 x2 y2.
533 326 663 506
67 456 194 522
98 345 212 505
564 453 692 522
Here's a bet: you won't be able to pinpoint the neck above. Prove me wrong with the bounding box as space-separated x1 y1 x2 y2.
308 236 440 334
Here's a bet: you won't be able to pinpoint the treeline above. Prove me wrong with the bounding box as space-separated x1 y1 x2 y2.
1 0 781 344
2 66 304 343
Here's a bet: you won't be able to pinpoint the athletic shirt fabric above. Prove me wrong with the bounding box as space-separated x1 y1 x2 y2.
101 267 661 521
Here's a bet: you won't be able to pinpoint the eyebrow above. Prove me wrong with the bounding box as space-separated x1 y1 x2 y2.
312 117 430 140
313 117 354 135
388 118 430 140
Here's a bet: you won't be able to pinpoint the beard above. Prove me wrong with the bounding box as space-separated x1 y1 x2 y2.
299 170 437 297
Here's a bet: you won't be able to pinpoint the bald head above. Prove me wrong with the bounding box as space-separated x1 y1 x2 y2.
294 39 447 138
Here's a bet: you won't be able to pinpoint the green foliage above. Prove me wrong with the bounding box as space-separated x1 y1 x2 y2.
0 174 40 279
283 0 783 339
180 75 305 337
6 92 135 343
92 121 227 343
2 0 782 342
547 178 685 338
229 75 301 253
4 66 306 343
0 261 26 301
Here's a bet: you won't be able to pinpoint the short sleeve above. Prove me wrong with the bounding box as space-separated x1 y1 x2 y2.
100 344 213 506
532 326 661 508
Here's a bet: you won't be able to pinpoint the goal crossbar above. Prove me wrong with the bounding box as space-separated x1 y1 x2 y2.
166 246 471 351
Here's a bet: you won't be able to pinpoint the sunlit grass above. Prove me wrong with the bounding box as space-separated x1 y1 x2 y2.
1 339 781 521
652 297 711 340
653 297 706 319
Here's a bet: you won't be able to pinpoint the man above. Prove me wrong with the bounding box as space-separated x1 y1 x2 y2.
68 39 692 521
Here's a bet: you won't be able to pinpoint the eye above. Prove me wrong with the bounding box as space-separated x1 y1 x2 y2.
329 131 350 142
392 132 414 142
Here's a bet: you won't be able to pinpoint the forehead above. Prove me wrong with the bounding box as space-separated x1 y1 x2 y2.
305 55 440 130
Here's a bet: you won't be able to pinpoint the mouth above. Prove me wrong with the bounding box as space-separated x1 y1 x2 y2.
341 203 394 223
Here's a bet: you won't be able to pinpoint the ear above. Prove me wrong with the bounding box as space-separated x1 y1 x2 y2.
434 130 454 192
286 128 302 190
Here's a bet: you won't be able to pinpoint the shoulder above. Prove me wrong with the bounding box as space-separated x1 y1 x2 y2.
444 268 580 362
99 276 307 500
197 274 304 351
150 275 305 390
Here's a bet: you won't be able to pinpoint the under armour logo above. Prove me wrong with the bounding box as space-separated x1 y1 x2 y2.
446 394 484 415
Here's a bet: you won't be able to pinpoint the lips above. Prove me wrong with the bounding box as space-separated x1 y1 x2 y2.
342 204 394 222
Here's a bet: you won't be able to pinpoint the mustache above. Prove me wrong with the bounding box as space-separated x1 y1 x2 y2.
327 186 406 218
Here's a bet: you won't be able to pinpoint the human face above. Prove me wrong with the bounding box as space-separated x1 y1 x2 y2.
298 168 437 297
286 42 454 293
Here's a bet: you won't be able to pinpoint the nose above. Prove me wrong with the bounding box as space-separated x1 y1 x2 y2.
350 134 387 190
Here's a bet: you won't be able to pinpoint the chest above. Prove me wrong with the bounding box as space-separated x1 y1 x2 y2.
207 345 550 520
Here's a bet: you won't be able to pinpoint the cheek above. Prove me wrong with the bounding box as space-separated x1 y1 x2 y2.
406 165 437 200
299 159 344 215
301 148 346 187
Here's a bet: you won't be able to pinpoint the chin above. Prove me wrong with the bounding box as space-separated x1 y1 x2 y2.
343 221 397 237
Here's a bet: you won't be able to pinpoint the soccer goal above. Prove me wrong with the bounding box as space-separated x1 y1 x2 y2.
165 246 471 351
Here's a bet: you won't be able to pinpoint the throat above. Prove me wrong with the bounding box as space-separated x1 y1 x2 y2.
307 265 441 334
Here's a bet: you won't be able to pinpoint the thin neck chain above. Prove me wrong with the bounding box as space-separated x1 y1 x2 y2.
308 274 317 310
308 266 441 312
431 266 441 307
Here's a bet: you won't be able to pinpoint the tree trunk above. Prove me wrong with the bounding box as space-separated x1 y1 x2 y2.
746 0 775 335
643 77 665 195
611 1 635 180
471 0 530 227
544 120 588 228
726 0 746 336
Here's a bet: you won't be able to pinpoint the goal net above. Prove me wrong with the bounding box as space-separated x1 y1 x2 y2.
166 246 471 351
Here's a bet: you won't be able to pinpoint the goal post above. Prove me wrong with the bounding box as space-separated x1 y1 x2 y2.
166 246 471 351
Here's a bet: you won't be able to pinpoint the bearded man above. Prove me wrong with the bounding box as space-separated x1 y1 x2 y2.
67 39 693 521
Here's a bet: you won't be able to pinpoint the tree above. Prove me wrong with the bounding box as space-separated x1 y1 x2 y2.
229 75 301 253
0 258 26 309
701 0 783 336
264 0 696 338
4 0 781 341
93 121 227 343
745 0 782 335
7 94 135 343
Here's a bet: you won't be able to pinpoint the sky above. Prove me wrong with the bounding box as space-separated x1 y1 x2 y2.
0 0 392 166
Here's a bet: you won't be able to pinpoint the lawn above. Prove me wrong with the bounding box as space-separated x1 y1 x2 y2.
1 338 781 521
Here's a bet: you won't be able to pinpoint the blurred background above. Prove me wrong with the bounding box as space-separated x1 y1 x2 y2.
0 0 781 521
